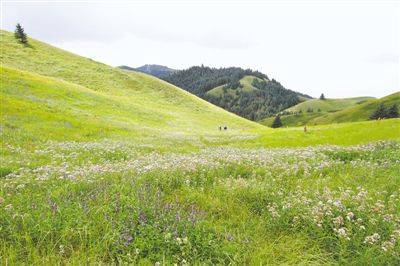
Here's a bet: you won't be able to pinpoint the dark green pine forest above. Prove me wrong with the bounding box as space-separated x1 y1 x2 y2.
163 65 310 120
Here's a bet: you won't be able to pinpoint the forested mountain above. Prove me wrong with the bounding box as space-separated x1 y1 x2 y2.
163 65 311 120
119 64 176 78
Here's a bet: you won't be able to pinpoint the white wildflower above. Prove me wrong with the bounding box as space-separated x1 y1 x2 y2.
364 233 380 245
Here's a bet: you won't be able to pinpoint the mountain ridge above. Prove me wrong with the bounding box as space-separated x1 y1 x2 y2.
163 65 312 121
119 64 177 78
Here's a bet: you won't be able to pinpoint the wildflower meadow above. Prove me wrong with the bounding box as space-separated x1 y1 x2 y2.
1 140 399 264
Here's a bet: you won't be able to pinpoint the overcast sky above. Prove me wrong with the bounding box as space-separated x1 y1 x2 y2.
2 0 399 98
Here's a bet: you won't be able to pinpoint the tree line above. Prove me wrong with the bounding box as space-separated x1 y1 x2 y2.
163 65 268 97
163 65 307 121
369 103 399 120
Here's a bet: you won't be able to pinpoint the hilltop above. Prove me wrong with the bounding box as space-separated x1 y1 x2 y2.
312 92 400 124
119 64 177 78
0 30 263 149
260 94 399 127
163 65 311 120
285 96 374 113
260 96 374 127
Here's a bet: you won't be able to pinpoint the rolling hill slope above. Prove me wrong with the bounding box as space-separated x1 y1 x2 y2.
260 97 375 127
260 94 399 127
312 92 400 124
1 30 398 151
0 30 264 147
285 97 374 113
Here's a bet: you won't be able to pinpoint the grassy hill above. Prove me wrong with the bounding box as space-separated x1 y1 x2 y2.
312 92 400 124
285 97 374 113
2 29 397 150
260 96 376 127
206 75 264 97
1 30 400 265
0 30 264 147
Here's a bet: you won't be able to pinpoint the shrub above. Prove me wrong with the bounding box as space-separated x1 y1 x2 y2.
271 116 283 128
370 103 399 120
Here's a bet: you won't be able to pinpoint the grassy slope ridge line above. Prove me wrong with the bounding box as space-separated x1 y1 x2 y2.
260 97 375 127
260 95 400 127
286 97 374 113
312 92 400 124
0 31 263 140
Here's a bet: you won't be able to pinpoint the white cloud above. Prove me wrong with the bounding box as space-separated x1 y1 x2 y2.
367 54 399 64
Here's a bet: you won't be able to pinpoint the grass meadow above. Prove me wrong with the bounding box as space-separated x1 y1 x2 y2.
1 30 400 264
1 139 400 264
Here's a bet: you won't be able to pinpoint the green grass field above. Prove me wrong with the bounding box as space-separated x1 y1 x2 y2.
1 30 400 265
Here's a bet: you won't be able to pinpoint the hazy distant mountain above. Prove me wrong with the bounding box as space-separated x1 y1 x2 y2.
119 64 177 78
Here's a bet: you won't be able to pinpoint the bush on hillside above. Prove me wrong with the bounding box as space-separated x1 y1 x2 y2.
386 104 399 118
369 103 399 120
271 116 283 128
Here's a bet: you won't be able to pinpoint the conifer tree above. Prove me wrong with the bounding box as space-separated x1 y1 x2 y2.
320 93 326 100
14 23 28 44
386 104 399 118
369 103 387 120
271 115 283 128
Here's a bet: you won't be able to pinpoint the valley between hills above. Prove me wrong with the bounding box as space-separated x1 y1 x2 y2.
1 30 400 264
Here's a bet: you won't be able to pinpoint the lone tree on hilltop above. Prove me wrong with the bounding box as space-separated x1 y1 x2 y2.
271 115 283 128
320 93 326 100
14 23 28 44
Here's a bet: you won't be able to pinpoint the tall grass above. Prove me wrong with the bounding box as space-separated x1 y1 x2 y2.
1 141 399 264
